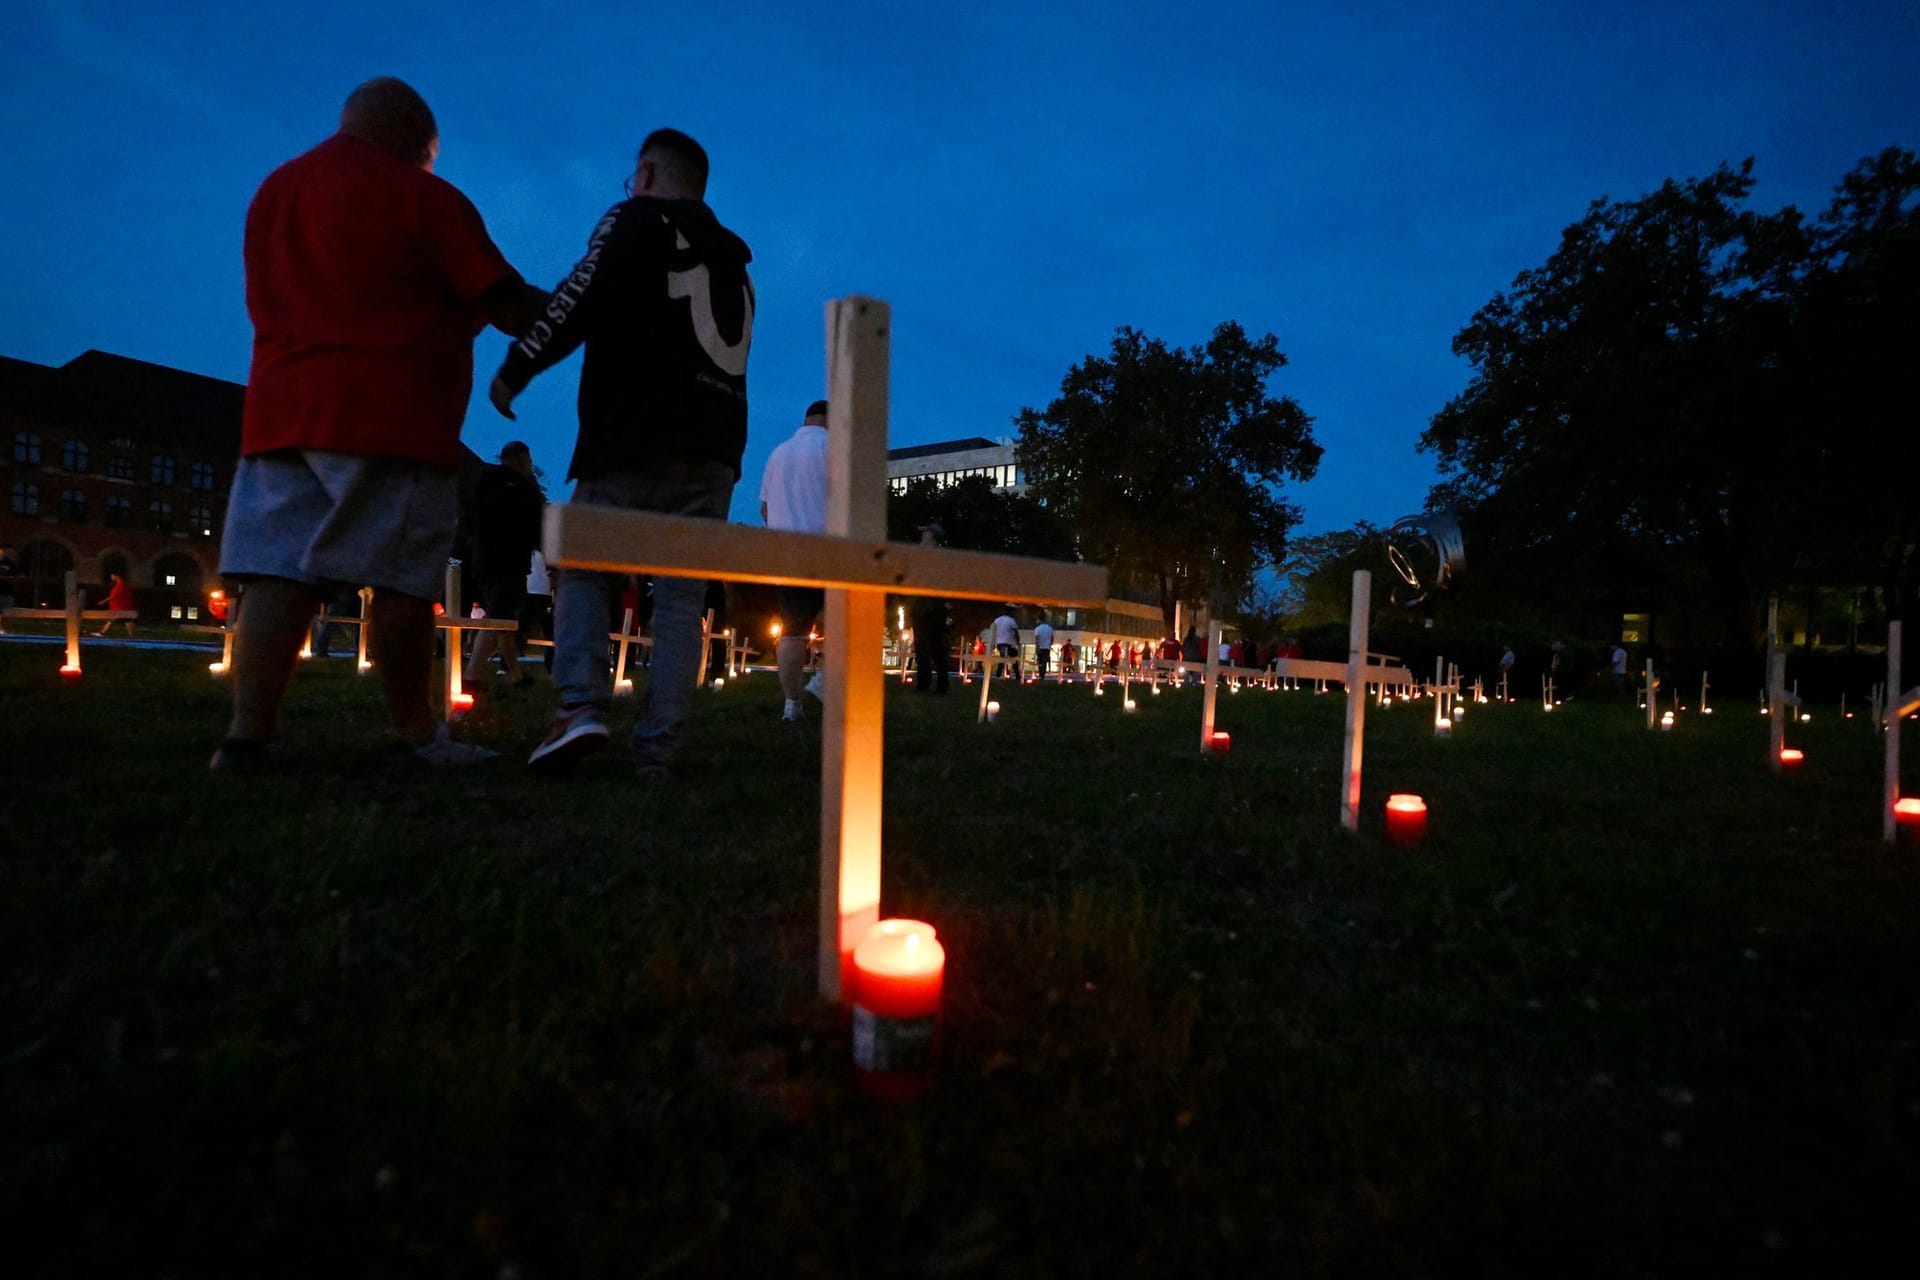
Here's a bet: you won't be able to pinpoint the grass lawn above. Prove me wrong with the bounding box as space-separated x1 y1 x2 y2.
4 635 1918 1276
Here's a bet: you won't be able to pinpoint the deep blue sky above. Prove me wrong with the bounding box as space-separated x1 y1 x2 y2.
3 0 1915 538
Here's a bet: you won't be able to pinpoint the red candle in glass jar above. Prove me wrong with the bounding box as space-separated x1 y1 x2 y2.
1207 731 1231 754
58 664 82 681
1779 748 1804 769
1385 794 1428 847
1895 797 1920 845
852 920 944 1099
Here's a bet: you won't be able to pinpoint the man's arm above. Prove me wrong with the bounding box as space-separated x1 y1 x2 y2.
479 278 551 339
491 205 629 418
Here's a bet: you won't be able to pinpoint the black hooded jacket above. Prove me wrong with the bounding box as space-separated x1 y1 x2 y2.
496 197 753 480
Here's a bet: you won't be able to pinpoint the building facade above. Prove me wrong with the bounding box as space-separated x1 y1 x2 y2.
886 436 1024 495
2 350 243 619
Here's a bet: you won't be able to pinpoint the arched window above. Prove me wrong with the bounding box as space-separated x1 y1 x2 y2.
61 439 89 471
12 431 40 464
10 480 38 515
149 500 174 532
17 539 74 606
151 453 175 486
152 552 202 594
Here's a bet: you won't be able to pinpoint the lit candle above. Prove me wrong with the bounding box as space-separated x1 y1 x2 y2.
1896 798 1920 845
986 700 1001 721
1123 698 1137 712
450 692 474 712
1451 705 1465 720
58 664 82 681
852 920 945 1099
710 677 725 690
1779 748 1805 768
1207 730 1231 754
208 661 228 675
1433 718 1452 739
1385 793 1428 847
1660 711 1674 731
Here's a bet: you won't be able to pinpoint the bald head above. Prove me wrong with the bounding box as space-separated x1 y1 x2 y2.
339 77 438 168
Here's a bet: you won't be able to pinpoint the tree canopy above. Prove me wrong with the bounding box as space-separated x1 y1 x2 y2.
1421 147 1920 645
1014 322 1322 629
884 473 1073 560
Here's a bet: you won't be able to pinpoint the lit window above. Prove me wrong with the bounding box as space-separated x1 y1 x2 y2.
151 454 175 486
12 431 41 464
187 606 199 620
10 480 38 515
170 605 183 620
164 574 178 586
62 439 89 471
189 462 215 491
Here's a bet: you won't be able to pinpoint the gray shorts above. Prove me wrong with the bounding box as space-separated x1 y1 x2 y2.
220 449 458 601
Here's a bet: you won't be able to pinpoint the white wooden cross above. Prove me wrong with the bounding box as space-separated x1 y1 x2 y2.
3 570 136 674
544 297 1108 999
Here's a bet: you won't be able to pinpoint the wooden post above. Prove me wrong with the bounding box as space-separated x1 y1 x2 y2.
63 570 81 671
443 563 463 719
1700 671 1709 715
1645 660 1657 730
355 586 372 672
819 296 889 1000
976 644 995 722
1200 623 1222 751
1767 596 1784 772
1887 620 1903 845
1341 570 1371 831
697 607 715 687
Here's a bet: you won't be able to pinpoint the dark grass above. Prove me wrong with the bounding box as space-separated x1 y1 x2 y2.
3 637 1918 1277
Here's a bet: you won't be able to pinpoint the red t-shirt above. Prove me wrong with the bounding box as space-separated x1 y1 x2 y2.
241 135 518 468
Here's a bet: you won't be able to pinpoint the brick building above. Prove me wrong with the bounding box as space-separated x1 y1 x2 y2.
2 350 242 620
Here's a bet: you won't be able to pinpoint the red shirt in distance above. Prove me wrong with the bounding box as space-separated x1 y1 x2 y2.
241 135 519 469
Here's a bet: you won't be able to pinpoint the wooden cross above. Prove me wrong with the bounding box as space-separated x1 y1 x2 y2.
544 297 1108 999
4 570 136 674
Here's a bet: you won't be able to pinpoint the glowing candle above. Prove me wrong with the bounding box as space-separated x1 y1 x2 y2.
450 692 474 712
58 664 82 681
710 678 725 690
1779 748 1804 768
208 661 228 675
852 920 945 1099
986 700 1001 722
1123 698 1137 712
1660 711 1674 731
1896 798 1920 845
1385 793 1428 847
1207 730 1231 754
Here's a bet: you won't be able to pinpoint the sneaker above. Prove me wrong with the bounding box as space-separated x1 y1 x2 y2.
528 704 610 773
783 699 804 722
409 724 499 767
804 671 824 701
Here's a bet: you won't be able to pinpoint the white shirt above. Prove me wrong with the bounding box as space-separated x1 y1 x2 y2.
1033 622 1054 650
992 614 1019 647
759 423 829 533
1610 647 1627 674
525 549 550 596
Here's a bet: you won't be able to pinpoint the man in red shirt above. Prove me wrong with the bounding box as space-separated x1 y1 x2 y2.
212 78 544 772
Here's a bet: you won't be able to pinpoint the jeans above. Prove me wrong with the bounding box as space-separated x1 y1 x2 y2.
551 462 735 764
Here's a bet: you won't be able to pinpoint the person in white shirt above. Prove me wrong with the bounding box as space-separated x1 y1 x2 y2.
991 609 1021 678
1032 617 1054 679
760 400 829 721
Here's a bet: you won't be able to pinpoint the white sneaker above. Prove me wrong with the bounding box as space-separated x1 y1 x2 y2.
783 699 804 722
804 672 824 701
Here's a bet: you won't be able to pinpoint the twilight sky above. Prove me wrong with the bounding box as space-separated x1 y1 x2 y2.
2 0 1915 537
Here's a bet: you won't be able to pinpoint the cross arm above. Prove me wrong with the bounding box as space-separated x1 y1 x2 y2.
545 503 1108 606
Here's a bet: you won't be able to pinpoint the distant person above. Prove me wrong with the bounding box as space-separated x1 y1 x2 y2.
212 77 544 772
1609 642 1629 696
1499 642 1516 686
760 399 830 721
463 441 546 691
992 609 1020 677
1058 637 1078 673
1032 616 1054 679
910 524 950 694
497 127 755 782
96 572 135 636
520 549 553 669
1182 625 1202 665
